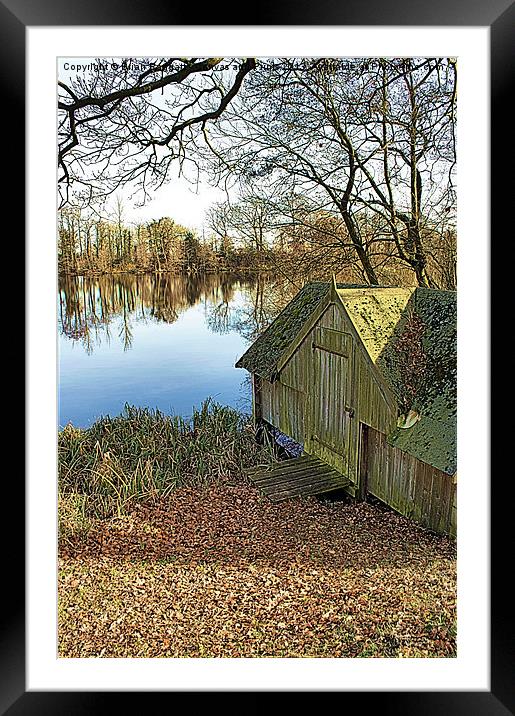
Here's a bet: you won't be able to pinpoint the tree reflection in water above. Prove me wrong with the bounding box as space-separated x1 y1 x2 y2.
58 272 298 354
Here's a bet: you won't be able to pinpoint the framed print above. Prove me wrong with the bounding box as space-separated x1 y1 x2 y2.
6 0 508 712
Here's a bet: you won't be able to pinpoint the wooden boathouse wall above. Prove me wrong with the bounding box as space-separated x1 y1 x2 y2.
363 426 457 536
259 297 398 496
255 294 456 537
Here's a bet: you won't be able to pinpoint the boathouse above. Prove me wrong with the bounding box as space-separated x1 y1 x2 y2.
236 280 457 536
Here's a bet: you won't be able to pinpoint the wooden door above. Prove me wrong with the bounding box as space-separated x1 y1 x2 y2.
306 327 353 479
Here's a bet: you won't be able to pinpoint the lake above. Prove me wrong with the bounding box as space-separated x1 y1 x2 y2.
58 272 287 429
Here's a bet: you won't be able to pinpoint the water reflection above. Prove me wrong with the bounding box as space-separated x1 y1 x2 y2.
58 272 295 427
58 272 281 353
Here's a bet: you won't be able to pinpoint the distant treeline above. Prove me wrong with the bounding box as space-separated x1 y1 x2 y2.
58 211 275 276
58 205 456 290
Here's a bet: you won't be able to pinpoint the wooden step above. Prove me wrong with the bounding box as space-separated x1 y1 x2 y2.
252 465 340 488
247 454 350 502
245 455 319 477
268 478 350 502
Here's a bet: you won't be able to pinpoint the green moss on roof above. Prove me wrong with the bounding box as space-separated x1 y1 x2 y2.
337 288 414 362
380 288 457 474
235 282 330 380
389 403 456 475
236 281 372 380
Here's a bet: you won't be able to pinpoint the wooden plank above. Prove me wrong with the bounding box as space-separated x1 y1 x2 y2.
248 455 337 478
312 341 349 359
256 470 345 491
247 456 321 478
246 455 317 471
247 451 350 502
268 477 351 502
246 461 321 479
245 456 315 474
251 464 338 487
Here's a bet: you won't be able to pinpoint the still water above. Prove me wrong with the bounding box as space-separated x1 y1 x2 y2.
58 273 282 428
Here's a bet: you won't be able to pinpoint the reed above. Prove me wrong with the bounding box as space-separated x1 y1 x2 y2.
58 399 276 520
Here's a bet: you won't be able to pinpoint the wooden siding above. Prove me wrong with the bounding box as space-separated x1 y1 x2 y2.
364 426 456 536
250 290 455 537
260 380 306 445
309 344 351 476
450 476 457 536
260 301 398 493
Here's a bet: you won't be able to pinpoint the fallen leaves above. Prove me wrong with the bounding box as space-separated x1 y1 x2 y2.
58 484 456 658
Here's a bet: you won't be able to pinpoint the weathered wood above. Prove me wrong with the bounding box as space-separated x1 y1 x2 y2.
311 342 349 359
365 426 456 536
249 458 325 480
248 455 349 501
358 423 369 501
275 297 334 373
246 455 320 475
250 459 339 484
253 467 342 489
252 374 262 426
265 473 347 495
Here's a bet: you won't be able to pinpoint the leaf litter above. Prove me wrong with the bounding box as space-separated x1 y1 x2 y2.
59 484 456 658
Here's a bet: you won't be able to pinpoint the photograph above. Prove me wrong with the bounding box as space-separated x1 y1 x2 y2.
6 1 504 706
56 55 458 660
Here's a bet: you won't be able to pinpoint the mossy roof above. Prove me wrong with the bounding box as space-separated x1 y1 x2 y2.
338 286 456 474
235 282 331 380
236 283 456 474
382 288 457 475
235 282 374 380
337 287 415 362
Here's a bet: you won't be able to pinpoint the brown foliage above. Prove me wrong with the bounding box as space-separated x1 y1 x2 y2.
59 484 456 658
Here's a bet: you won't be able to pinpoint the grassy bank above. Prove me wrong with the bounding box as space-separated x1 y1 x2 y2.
58 400 275 542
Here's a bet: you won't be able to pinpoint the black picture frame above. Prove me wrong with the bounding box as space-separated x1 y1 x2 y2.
8 1 506 712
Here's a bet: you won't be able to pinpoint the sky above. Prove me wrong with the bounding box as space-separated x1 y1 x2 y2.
119 178 228 233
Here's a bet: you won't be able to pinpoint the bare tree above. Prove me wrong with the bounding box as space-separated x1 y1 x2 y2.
208 193 275 255
350 58 457 286
206 201 236 244
205 57 457 287
58 57 256 208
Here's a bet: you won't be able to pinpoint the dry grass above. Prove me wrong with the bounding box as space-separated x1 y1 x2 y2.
58 401 276 523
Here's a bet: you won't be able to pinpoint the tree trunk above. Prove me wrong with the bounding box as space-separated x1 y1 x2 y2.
340 209 379 285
